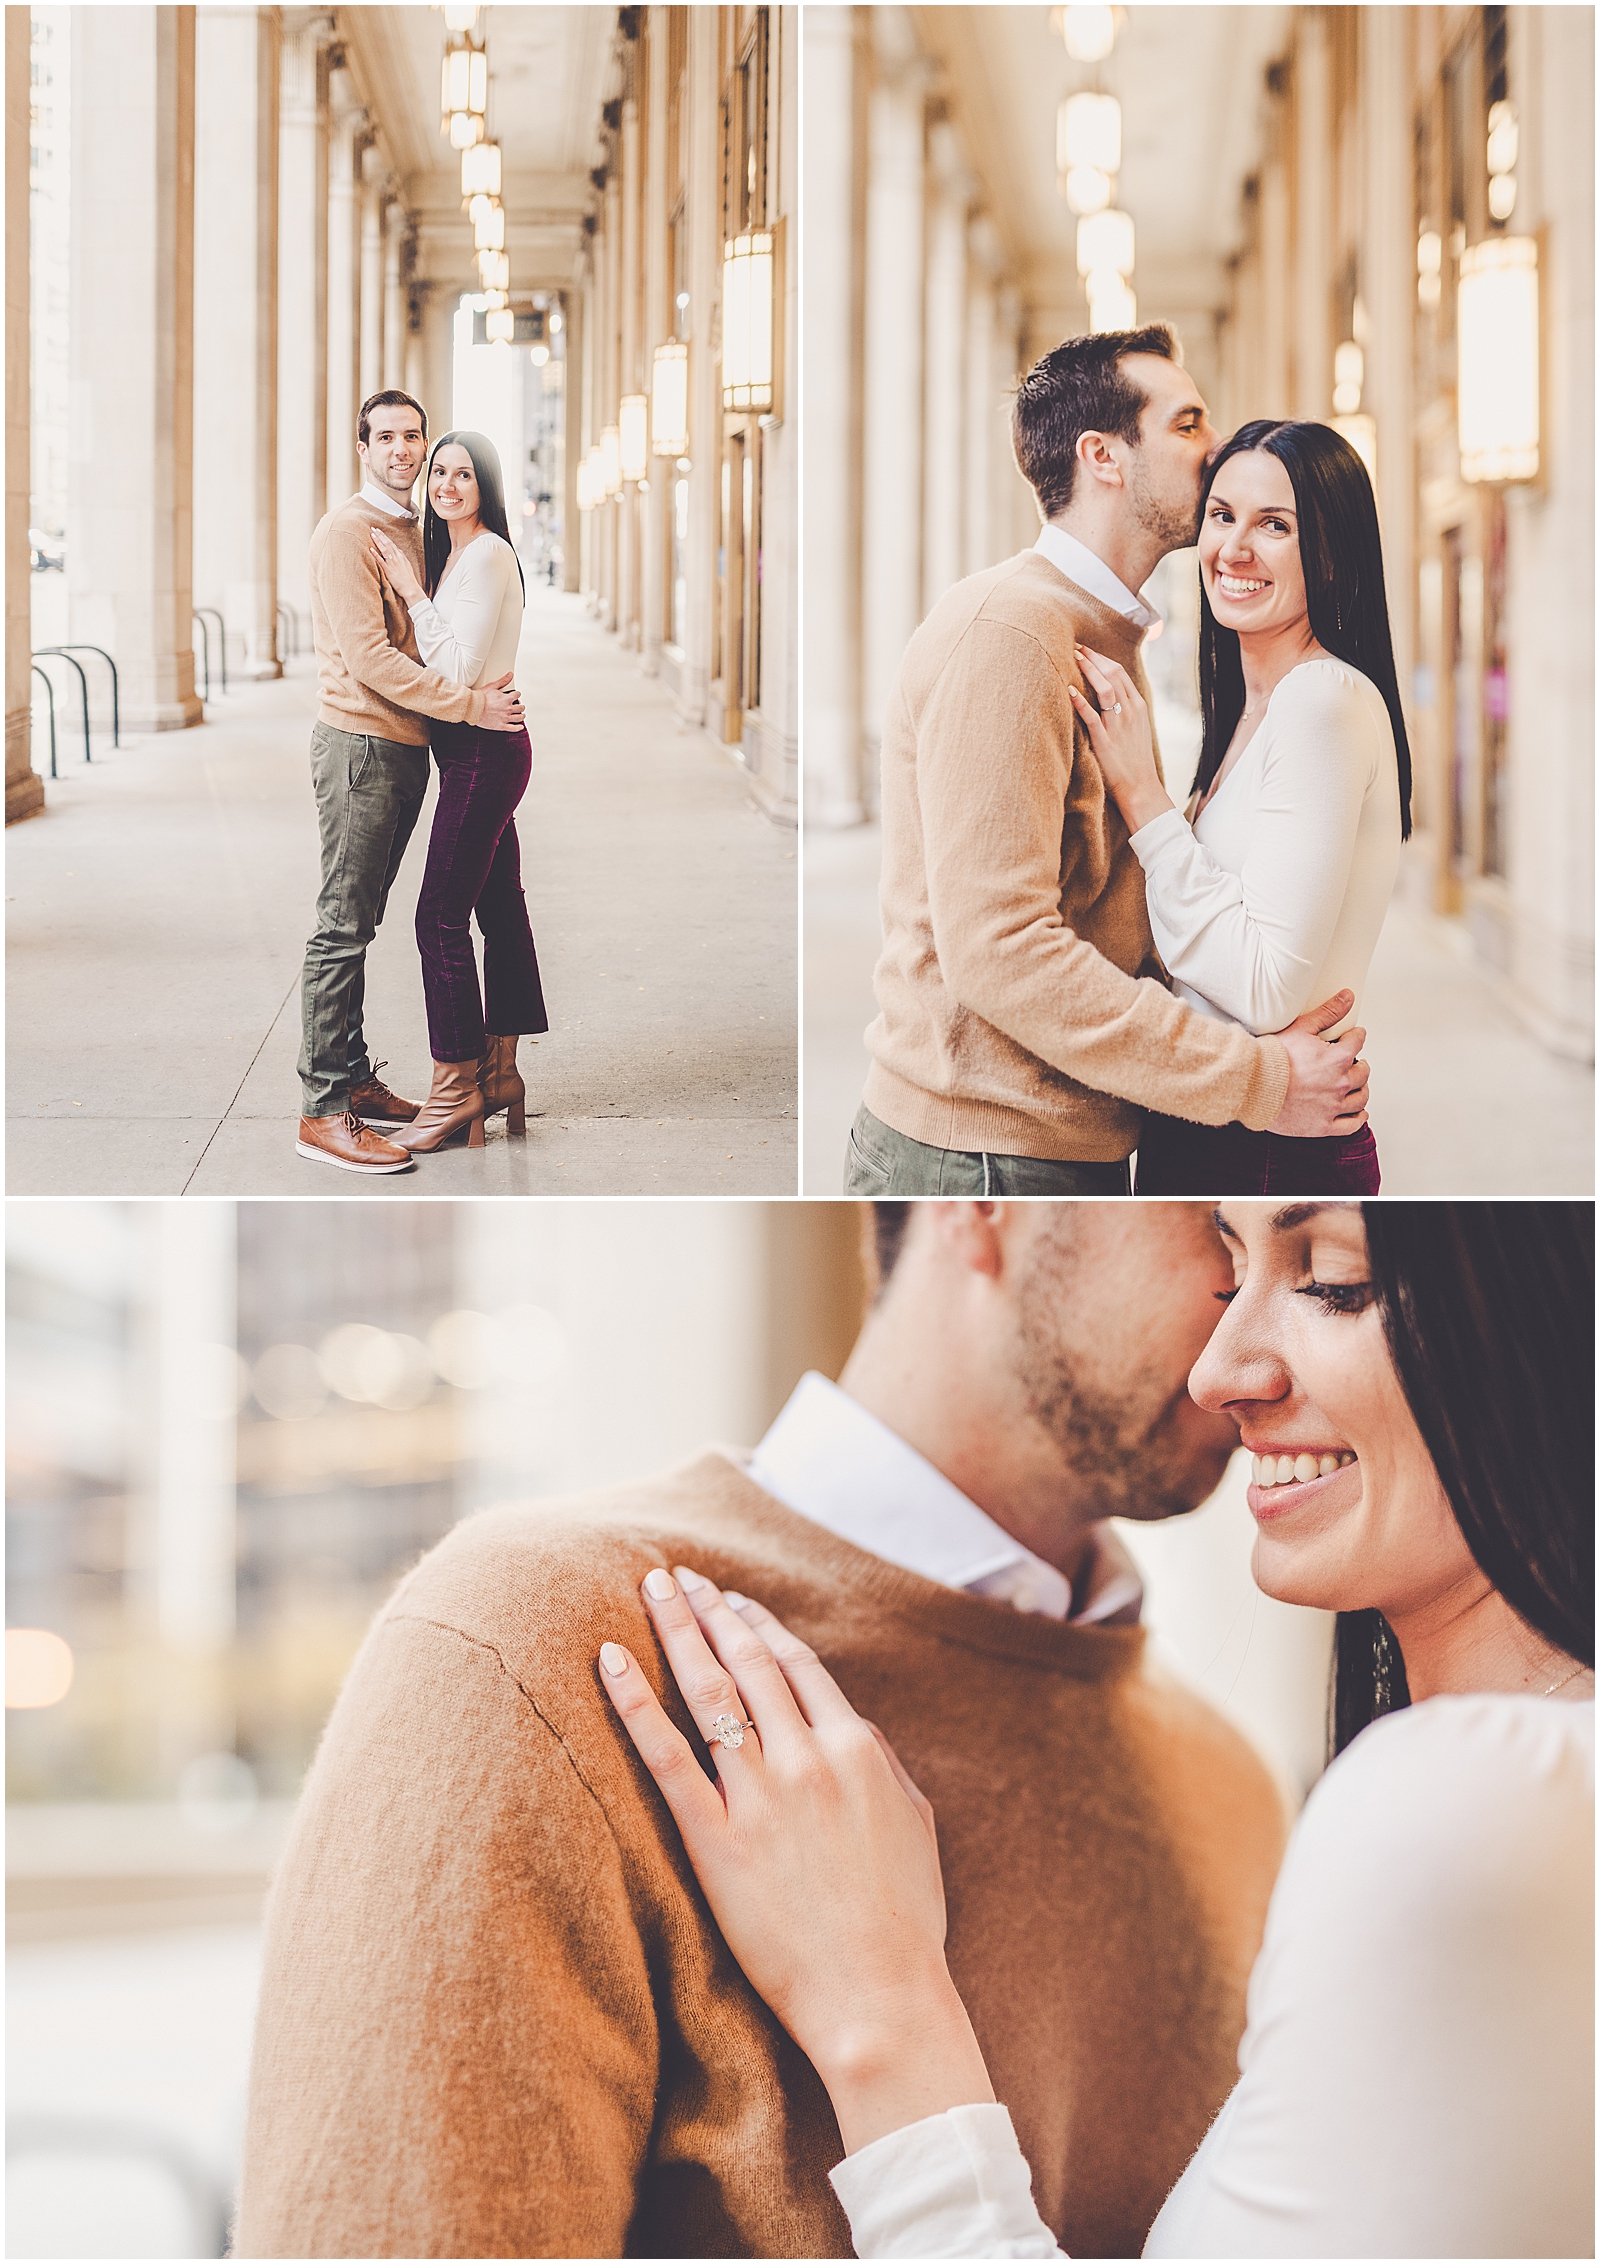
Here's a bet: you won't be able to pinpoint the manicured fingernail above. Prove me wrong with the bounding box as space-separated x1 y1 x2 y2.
600 1642 629 1676
643 1568 676 1600
676 1567 711 1592
723 1592 754 1613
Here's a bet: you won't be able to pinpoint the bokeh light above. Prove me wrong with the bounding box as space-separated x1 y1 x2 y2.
6 1628 75 1710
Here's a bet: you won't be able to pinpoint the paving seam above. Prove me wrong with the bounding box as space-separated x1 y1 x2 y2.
178 972 301 1196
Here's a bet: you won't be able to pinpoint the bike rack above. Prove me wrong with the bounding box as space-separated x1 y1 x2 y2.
36 643 118 746
192 612 212 701
31 649 90 766
29 664 56 779
276 601 298 660
193 606 227 695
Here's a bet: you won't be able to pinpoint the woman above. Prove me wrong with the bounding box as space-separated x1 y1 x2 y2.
369 431 548 1151
1068 422 1411 1198
601 1203 1592 2257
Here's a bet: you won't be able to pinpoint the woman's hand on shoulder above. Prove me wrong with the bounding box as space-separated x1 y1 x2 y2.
1069 647 1174 836
600 1571 995 2151
368 524 424 606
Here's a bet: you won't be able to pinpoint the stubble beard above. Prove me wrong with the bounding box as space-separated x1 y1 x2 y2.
1017 1346 1215 1523
1127 452 1204 556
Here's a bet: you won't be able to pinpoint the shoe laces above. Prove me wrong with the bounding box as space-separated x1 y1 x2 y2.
341 1110 379 1142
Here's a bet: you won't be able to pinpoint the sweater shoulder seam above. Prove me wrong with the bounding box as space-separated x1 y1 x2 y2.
924 611 1083 709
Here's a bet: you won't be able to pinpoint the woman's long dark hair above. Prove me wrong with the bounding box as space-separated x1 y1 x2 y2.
1330 1204 1595 1757
1193 420 1413 840
421 429 525 600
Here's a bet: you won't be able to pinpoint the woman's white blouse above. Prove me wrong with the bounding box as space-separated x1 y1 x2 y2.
831 1697 1594 2260
1127 656 1401 1037
407 531 524 690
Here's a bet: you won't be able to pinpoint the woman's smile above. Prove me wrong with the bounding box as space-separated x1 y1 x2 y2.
1245 1447 1359 1521
1214 570 1271 602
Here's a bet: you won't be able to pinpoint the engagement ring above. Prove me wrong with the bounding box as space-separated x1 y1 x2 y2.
709 1713 755 1751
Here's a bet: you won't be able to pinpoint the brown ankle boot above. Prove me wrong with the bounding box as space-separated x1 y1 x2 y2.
477 1034 527 1135
392 1059 487 1153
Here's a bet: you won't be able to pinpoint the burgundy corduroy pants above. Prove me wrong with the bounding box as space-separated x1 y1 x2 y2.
1134 1114 1381 1196
414 718 549 1062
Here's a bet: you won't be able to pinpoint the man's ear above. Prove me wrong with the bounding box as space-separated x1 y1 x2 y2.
1076 429 1125 491
927 1201 1007 1282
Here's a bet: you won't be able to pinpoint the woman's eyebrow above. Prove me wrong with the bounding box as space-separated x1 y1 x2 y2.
1268 1201 1359 1230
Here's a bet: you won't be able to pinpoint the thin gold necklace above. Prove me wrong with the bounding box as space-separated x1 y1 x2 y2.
1541 1661 1585 1697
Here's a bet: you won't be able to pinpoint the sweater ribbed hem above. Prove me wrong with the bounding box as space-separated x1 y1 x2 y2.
313 699 430 746
863 1059 1139 1164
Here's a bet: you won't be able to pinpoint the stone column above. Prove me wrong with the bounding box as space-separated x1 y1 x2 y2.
561 282 582 594
413 279 455 441
679 7 721 727
598 170 622 634
803 5 863 823
1258 155 1292 420
324 72 366 507
1359 8 1413 703
962 216 1000 581
68 5 202 733
5 7 42 820
383 201 408 388
277 8 331 630
194 4 281 681
1291 10 1330 417
922 119 968 612
639 10 670 673
358 144 386 405
618 90 641 650
861 12 926 752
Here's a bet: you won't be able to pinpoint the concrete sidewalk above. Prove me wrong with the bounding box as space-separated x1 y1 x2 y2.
802 824 1592 1196
7 592 798 1196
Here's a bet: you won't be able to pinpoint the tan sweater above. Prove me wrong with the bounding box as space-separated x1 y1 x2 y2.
234 1453 1288 2261
865 549 1292 1160
308 494 486 743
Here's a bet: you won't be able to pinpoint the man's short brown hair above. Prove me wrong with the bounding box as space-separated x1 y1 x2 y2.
1011 324 1181 521
860 1203 915 1302
358 389 427 447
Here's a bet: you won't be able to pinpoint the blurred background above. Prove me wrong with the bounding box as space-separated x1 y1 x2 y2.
7 1196 1329 2258
803 4 1594 1194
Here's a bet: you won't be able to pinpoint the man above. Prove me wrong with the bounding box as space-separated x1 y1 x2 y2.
296 390 526 1176
235 1201 1288 2260
847 324 1370 1195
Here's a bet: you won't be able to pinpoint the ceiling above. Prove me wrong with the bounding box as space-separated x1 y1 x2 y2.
340 5 618 292
913 6 1292 327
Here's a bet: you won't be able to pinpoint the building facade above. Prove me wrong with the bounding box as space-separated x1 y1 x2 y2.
804 5 1593 1061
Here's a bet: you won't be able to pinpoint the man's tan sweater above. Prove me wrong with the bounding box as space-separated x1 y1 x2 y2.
864 549 1292 1160
234 1453 1288 2262
308 494 486 743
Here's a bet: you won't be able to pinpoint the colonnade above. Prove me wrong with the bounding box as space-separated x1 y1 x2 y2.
574 5 797 820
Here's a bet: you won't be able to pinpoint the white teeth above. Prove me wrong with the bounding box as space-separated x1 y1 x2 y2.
1218 575 1267 595
1252 1451 1358 1488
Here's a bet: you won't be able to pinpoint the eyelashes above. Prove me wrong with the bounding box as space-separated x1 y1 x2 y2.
1213 1281 1374 1316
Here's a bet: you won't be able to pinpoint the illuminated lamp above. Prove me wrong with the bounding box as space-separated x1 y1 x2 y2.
651 339 689 456
619 395 649 483
1458 235 1540 482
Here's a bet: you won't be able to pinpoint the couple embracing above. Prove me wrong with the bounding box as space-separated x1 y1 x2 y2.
848 322 1411 1197
295 390 548 1176
235 1200 1590 2261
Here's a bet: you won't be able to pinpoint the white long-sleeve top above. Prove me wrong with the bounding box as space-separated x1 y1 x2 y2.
407 530 523 690
1127 656 1400 1039
831 1695 1594 2260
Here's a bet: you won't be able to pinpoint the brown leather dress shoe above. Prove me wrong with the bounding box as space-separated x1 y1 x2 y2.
296 1111 415 1173
347 1061 421 1125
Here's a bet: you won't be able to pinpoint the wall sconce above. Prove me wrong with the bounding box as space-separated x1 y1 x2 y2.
652 339 689 456
477 249 509 292
619 395 649 483
485 307 515 345
472 201 505 252
461 139 501 199
483 288 508 311
577 449 599 512
1061 5 1117 61
722 221 784 416
442 4 479 31
1486 100 1518 223
1063 166 1112 216
599 424 622 498
1332 340 1364 417
1059 92 1121 177
530 342 551 367
1458 235 1540 482
1416 229 1443 311
442 36 487 148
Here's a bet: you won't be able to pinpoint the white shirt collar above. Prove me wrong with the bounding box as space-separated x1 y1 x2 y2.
1035 522 1161 631
360 480 418 522
747 1373 1143 1627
